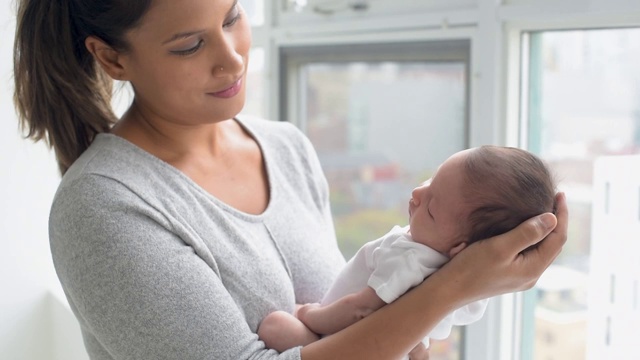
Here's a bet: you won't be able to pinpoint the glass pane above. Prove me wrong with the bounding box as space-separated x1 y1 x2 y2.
525 28 640 360
303 61 467 360
241 0 265 26
243 47 266 118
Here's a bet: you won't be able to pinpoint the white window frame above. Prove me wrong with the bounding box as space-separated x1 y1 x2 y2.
275 33 472 129
276 0 477 27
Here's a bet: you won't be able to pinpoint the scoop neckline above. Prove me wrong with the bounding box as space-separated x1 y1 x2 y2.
96 117 276 222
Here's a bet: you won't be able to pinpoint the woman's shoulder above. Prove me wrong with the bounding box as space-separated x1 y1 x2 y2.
62 133 169 180
235 115 306 144
53 133 181 213
235 114 298 131
236 114 317 162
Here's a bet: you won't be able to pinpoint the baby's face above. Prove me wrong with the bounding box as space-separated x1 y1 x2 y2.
408 150 471 255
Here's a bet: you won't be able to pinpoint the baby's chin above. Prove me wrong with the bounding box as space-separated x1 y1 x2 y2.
409 234 431 247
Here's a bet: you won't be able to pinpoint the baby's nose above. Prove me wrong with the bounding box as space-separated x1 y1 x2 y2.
411 188 421 204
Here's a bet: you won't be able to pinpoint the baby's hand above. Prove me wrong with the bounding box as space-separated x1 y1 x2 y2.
295 303 321 321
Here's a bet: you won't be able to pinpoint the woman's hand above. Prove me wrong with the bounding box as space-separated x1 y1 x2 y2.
431 192 568 306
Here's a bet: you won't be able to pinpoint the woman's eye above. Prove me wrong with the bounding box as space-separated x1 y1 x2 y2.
171 40 204 56
224 7 241 27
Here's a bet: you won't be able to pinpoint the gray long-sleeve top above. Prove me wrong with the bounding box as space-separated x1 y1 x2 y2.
49 116 346 359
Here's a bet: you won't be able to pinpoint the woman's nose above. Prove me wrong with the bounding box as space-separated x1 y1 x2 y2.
211 38 244 77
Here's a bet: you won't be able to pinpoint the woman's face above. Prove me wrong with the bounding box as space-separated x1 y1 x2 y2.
121 0 251 125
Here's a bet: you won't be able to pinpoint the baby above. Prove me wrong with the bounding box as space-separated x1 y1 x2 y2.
258 145 557 356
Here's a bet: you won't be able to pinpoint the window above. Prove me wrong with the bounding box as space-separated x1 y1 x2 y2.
243 47 267 118
241 0 265 26
281 40 470 359
242 0 268 119
521 27 640 360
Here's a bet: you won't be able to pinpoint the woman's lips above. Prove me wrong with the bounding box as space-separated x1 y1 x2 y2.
208 78 242 98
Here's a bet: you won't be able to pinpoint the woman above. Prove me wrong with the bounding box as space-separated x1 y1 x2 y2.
13 0 568 359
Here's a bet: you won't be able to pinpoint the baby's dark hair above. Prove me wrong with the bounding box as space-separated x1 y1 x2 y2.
462 146 556 244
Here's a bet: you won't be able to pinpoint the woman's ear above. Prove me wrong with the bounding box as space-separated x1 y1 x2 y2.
448 242 468 258
85 36 128 81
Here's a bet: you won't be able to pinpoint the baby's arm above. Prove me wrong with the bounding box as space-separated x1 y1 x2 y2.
258 310 320 353
297 287 386 335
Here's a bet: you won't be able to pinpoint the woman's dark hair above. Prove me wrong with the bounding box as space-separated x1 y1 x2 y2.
463 146 557 244
13 0 152 174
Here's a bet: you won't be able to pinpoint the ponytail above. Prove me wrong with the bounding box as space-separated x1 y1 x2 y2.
13 0 151 175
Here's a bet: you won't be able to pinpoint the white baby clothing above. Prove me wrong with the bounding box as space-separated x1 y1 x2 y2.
321 225 488 350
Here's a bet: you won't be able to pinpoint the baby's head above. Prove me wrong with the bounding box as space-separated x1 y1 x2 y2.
408 146 556 257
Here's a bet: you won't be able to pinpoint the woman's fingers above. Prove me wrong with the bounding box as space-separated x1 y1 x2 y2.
532 192 568 266
503 212 557 256
509 192 569 290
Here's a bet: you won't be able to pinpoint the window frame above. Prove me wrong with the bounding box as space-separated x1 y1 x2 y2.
276 36 472 131
276 0 478 27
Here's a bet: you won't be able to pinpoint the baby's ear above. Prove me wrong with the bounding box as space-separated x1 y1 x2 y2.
448 242 468 258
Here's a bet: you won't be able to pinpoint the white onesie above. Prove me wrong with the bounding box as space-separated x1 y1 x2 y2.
321 225 488 350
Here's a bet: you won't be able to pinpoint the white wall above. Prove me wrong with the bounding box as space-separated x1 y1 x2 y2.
0 1 75 359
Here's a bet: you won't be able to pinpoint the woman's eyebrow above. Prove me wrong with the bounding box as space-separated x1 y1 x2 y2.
162 0 239 45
